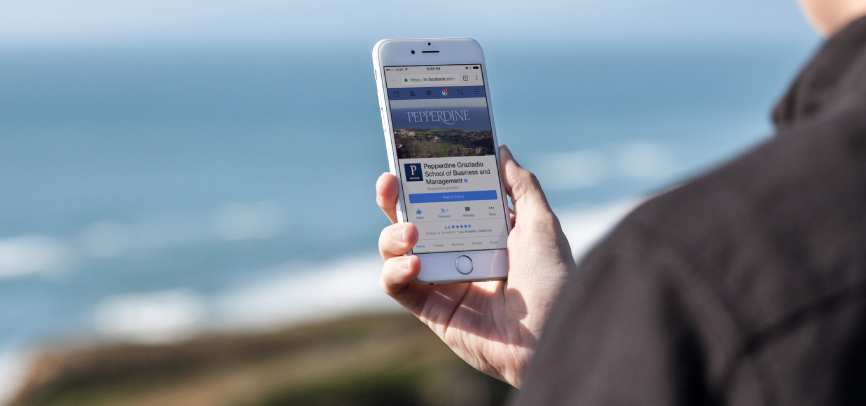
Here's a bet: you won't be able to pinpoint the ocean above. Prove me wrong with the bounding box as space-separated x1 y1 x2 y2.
0 41 815 395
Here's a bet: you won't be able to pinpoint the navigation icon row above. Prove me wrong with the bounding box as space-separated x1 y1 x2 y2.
389 86 484 100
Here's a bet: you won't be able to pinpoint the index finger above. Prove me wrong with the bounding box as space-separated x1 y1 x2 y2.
376 172 399 224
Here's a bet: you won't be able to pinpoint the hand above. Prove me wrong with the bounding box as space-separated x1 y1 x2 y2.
376 145 577 388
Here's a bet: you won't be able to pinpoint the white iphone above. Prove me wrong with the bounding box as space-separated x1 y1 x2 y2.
372 38 511 284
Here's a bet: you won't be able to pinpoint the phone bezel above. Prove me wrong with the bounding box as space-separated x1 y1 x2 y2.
373 38 511 284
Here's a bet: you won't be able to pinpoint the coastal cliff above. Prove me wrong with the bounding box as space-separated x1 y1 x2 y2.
8 313 511 406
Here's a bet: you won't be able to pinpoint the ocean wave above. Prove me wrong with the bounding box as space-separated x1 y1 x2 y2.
88 199 639 342
88 257 398 343
0 350 34 405
93 289 207 344
0 235 75 278
528 141 674 191
558 199 642 260
213 256 398 330
0 200 286 279
215 201 286 241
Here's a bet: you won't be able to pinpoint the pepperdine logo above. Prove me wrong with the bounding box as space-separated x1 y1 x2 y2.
404 163 423 182
406 110 470 126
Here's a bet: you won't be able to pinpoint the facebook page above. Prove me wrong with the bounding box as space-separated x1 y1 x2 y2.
384 65 508 254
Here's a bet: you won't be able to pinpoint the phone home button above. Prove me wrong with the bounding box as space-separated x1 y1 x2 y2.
455 255 474 275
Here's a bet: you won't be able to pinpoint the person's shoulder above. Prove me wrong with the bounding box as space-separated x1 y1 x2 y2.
605 104 866 333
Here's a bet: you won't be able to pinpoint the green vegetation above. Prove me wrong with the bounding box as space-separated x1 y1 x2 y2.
10 313 512 406
395 128 495 159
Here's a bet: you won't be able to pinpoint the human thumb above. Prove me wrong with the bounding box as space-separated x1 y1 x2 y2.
499 145 553 217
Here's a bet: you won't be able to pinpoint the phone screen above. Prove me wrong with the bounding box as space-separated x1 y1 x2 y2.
383 64 509 254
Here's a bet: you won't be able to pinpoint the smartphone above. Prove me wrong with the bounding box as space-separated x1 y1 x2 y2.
372 38 510 284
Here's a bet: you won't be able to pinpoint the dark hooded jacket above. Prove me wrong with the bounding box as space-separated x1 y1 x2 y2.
512 16 866 406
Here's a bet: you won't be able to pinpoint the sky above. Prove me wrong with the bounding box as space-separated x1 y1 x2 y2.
0 0 817 49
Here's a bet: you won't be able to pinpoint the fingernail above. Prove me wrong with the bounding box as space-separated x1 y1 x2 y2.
393 226 406 244
399 257 411 271
501 145 518 165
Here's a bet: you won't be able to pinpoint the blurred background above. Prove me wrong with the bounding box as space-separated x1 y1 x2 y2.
0 0 818 404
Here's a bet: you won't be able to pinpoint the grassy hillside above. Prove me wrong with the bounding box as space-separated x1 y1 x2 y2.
9 313 513 406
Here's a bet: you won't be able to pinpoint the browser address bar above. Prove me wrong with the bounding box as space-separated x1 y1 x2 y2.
399 74 462 86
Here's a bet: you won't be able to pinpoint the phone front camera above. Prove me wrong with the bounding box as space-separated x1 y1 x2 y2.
411 50 415 54
428 42 431 45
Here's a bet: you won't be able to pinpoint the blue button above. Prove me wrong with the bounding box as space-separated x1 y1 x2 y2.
408 190 498 203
